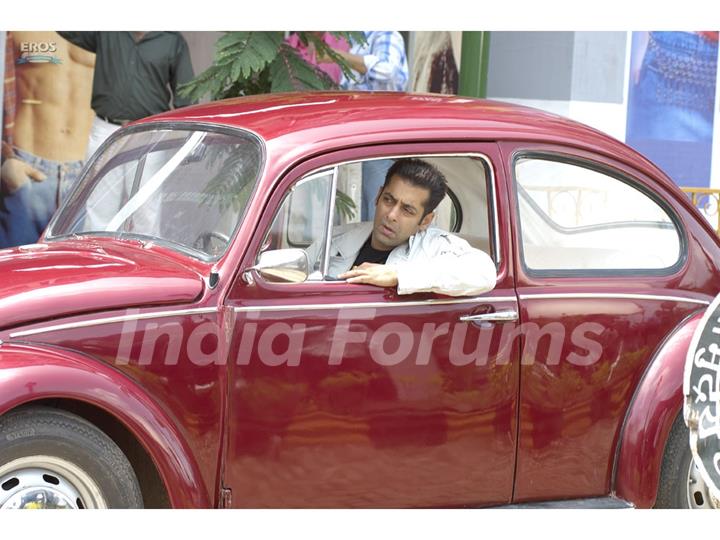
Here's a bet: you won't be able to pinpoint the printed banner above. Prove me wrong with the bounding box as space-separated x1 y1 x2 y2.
626 32 719 187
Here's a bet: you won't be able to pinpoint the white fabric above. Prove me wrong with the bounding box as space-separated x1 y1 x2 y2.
84 116 162 233
320 222 497 297
86 115 120 160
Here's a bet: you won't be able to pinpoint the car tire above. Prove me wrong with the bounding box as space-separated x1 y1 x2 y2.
0 406 143 509
655 412 717 509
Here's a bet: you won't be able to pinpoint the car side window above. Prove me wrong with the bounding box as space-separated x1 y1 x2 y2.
259 169 335 281
256 155 497 283
515 157 682 274
331 157 496 261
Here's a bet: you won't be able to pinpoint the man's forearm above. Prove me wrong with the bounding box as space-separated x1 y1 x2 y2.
335 50 367 75
396 250 497 297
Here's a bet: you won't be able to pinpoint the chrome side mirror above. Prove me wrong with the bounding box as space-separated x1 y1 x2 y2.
245 248 309 284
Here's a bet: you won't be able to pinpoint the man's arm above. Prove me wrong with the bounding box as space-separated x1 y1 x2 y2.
57 32 99 53
340 233 497 297
321 32 407 89
1 158 46 194
394 243 496 296
359 32 407 89
330 49 367 74
170 36 195 109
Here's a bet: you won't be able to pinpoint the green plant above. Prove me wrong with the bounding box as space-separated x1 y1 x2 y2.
334 190 357 222
179 31 366 101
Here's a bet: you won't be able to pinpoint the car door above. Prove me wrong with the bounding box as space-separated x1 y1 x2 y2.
221 142 520 508
503 142 709 502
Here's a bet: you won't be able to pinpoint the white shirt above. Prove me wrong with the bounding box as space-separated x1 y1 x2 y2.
321 222 497 297
340 31 409 91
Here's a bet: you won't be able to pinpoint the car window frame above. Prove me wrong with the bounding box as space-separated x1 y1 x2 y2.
252 152 501 286
45 120 267 264
511 149 689 278
260 167 337 281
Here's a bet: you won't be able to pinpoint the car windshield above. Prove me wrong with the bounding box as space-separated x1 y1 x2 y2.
47 126 263 260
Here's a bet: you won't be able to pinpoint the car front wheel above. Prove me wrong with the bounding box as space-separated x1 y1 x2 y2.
0 406 143 509
655 412 719 509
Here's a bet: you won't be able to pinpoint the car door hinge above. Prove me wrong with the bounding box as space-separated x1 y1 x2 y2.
219 487 232 508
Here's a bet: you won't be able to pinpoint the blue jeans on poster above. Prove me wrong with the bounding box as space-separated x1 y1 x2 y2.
0 148 84 248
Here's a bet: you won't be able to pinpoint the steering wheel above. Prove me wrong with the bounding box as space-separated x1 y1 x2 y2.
194 231 231 256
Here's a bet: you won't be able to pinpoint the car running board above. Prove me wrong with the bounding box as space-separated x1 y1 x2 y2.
498 496 633 509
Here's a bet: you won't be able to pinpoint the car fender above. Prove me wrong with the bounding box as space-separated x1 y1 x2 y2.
613 309 704 508
0 342 211 508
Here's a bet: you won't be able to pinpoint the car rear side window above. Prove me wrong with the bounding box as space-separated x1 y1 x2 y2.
515 157 682 274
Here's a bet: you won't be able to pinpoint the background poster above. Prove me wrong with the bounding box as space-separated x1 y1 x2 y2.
0 31 95 248
410 31 461 94
626 31 719 187
0 32 4 144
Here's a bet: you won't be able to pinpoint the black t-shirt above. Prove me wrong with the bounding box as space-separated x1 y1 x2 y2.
352 236 392 267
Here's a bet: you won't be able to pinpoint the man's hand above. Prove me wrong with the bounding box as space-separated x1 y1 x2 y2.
317 48 367 75
1 158 47 194
315 47 337 64
338 263 398 288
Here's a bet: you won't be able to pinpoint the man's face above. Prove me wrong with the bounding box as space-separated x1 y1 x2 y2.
371 175 434 251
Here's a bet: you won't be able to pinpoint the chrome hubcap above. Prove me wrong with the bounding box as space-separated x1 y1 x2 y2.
687 459 719 509
0 456 107 509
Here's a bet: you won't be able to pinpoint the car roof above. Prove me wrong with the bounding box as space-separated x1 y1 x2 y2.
139 91 673 188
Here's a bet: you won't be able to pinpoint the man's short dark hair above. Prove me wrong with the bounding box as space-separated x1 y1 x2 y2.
382 158 447 218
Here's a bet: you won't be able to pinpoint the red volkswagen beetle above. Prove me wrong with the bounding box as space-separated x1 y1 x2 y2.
0 92 718 509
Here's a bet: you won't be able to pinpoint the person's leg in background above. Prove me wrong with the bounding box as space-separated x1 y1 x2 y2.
83 116 125 230
86 115 120 161
361 158 393 221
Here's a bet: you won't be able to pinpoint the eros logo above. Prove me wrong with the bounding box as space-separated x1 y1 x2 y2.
16 42 62 65
19 42 58 54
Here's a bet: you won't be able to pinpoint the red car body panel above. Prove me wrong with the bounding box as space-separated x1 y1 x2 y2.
0 239 205 330
0 342 211 508
1 308 228 505
220 141 520 507
613 311 704 508
0 93 718 508
498 141 720 504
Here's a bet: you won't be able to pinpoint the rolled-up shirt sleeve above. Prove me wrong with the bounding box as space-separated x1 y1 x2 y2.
394 234 497 296
362 32 408 91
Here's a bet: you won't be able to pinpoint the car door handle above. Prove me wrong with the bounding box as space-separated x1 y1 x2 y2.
459 310 519 323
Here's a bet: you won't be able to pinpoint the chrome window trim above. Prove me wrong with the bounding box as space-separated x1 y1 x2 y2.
232 295 518 313
45 121 267 263
286 168 336 249
518 292 710 305
255 152 501 287
322 166 340 277
8 307 218 339
9 292 704 339
511 151 687 277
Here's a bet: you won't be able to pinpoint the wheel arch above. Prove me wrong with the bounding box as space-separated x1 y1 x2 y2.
0 342 211 508
7 398 170 508
612 309 703 507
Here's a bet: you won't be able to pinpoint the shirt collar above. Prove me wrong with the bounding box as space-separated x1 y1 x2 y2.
407 227 431 253
127 31 163 44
